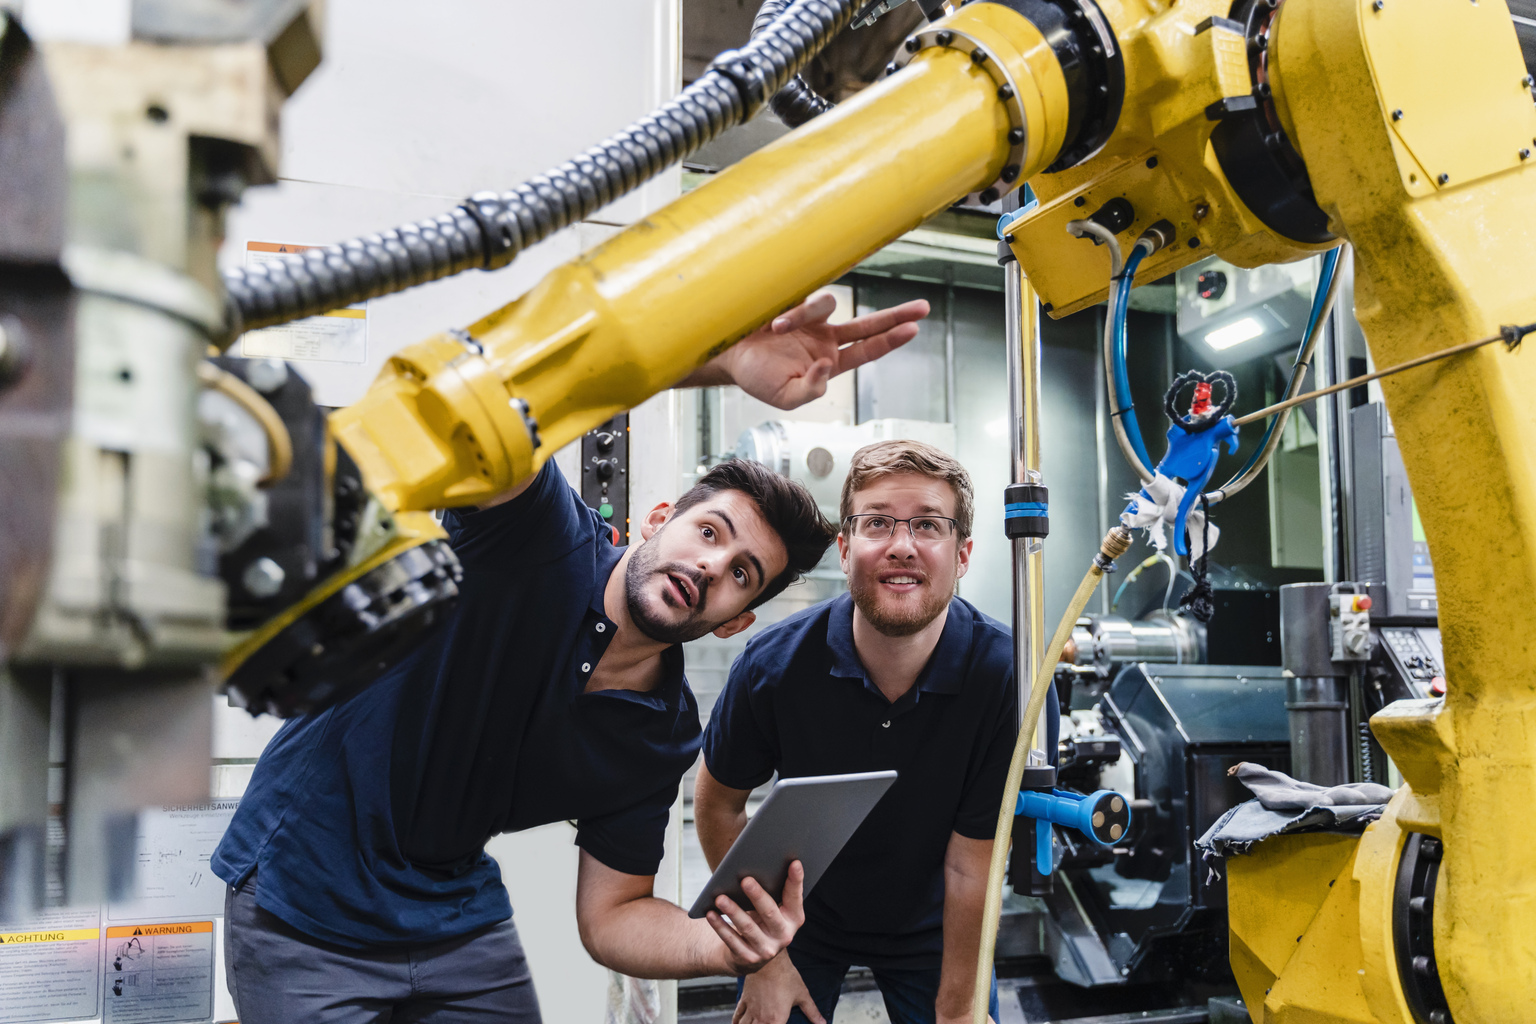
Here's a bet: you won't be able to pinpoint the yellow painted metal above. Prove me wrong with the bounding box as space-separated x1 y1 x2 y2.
329 2 1068 512
1226 794 1420 1024
1219 0 1536 1020
219 510 447 680
1003 1 1332 318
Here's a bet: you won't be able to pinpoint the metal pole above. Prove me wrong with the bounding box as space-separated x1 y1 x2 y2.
1004 258 1046 749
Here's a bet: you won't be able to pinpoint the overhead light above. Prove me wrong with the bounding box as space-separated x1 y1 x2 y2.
1205 316 1265 351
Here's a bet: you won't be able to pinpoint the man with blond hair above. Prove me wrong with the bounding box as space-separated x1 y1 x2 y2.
695 440 1059 1024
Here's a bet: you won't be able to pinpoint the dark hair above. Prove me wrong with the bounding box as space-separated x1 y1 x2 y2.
673 459 836 609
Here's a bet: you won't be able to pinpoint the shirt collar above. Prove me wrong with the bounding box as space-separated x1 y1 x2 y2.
584 541 690 713
826 592 973 697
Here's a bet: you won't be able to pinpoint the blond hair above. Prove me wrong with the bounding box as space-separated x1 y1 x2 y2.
839 440 975 539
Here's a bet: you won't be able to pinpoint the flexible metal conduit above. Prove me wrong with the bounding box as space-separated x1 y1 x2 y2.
753 0 840 126
221 0 859 336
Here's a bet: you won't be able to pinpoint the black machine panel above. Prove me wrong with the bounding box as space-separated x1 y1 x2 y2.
581 413 629 543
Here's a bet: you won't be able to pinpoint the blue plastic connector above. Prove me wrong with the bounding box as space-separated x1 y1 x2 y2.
1014 788 1133 876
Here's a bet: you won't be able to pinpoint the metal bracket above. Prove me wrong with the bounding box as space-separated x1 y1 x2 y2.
887 27 1030 206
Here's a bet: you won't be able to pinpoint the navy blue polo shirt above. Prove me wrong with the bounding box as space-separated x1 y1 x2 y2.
212 461 702 948
704 593 1057 970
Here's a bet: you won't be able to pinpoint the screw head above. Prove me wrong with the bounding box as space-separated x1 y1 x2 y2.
1007 127 1025 145
1522 148 1532 160
1188 237 1201 248
1073 196 1087 207
935 30 953 45
904 36 920 53
1524 75 1535 88
1372 0 1384 10
242 557 287 599
886 62 899 76
971 48 989 64
997 84 1014 101
0 315 30 392
1438 172 1450 185
1193 202 1210 221
1392 108 1404 121
1001 164 1020 183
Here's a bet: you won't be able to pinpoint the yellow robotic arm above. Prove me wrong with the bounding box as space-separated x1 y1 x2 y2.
225 3 1536 1020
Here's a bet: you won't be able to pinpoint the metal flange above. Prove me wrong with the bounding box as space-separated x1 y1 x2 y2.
886 27 1030 207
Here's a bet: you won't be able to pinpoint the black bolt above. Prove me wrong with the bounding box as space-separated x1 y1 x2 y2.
1392 109 1404 121
1188 237 1201 248
1372 0 1384 10
1007 127 1025 145
145 103 169 123
1429 1011 1449 1024
1438 172 1450 185
936 30 953 45
1412 955 1433 976
1254 82 1272 98
1410 896 1428 914
1421 837 1443 860
905 37 920 53
1001 164 1020 183
1522 148 1531 160
971 49 989 64
1146 156 1159 169
998 84 1014 101
887 62 899 76
1090 44 1103 56
979 187 1000 204
1041 302 1053 314
1524 75 1535 88
1074 196 1087 207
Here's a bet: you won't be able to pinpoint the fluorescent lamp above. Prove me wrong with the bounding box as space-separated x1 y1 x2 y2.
1204 316 1265 351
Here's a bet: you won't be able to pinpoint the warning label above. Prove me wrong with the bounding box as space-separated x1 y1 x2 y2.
102 921 213 1024
239 240 368 364
0 908 100 1023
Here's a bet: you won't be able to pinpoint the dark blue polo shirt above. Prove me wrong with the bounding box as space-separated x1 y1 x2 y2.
212 461 702 948
704 593 1057 970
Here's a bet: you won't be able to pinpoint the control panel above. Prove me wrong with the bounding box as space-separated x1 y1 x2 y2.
1376 626 1445 699
581 413 629 544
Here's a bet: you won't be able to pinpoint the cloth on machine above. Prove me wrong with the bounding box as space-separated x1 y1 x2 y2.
1194 762 1395 861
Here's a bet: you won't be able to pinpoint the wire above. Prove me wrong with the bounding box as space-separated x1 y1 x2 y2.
198 362 293 485
1204 243 1346 505
1111 241 1156 477
1110 553 1161 611
971 527 1134 1024
1159 551 1177 614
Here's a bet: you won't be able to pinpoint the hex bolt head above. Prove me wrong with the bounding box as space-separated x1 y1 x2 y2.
1522 149 1532 161
1392 109 1404 121
1524 75 1535 88
997 84 1014 101
971 49 988 64
1007 127 1025 145
886 62 899 76
1372 0 1384 10
904 36 920 53
935 30 953 45
245 358 289 394
1437 172 1450 185
1001 164 1020 183
242 557 286 598
0 315 31 392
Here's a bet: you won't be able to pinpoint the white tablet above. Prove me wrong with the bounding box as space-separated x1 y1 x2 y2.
687 770 898 919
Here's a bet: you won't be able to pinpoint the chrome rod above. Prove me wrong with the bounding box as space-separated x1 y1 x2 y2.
1004 257 1046 746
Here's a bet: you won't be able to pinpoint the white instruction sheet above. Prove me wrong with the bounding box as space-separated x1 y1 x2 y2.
0 907 102 1023
239 240 368 363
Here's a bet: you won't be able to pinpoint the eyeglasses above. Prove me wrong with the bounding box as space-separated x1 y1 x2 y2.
843 514 960 543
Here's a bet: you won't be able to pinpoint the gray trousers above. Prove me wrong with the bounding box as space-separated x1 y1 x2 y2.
225 873 542 1023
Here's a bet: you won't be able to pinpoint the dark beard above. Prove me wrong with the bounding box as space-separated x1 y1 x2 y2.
624 533 720 645
848 574 951 638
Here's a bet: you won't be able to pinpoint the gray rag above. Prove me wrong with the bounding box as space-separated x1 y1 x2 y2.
1194 762 1395 866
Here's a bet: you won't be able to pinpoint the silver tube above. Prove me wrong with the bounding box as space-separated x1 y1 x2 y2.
1004 258 1046 745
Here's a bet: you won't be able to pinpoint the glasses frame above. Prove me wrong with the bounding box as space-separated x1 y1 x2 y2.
841 514 961 543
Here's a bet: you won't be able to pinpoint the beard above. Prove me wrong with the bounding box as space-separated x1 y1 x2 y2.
848 571 953 638
624 532 723 645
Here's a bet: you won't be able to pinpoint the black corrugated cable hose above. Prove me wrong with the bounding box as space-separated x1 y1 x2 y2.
222 0 859 336
752 0 838 126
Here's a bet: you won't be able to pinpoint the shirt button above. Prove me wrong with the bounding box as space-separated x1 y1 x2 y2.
581 662 592 673
595 622 606 633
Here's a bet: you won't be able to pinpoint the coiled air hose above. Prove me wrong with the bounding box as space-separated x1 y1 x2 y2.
753 0 839 126
221 0 859 336
971 526 1133 1024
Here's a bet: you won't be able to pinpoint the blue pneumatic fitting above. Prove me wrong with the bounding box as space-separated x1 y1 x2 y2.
1015 789 1133 876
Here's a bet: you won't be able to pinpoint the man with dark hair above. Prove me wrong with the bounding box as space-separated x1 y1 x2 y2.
697 440 1060 1024
214 294 924 1024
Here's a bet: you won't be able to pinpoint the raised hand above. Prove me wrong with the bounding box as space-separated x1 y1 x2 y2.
687 293 930 411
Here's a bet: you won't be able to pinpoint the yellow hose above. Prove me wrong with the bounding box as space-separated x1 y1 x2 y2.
972 526 1133 1024
198 361 294 485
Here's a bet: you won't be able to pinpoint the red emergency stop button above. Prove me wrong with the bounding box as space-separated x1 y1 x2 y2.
1429 676 1446 696
1356 595 1373 611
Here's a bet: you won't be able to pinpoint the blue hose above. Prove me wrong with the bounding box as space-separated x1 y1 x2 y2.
1112 243 1155 472
1211 244 1342 490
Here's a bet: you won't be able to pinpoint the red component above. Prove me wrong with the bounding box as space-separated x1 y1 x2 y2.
1429 676 1447 696
1190 381 1214 417
610 526 621 546
1357 595 1373 611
